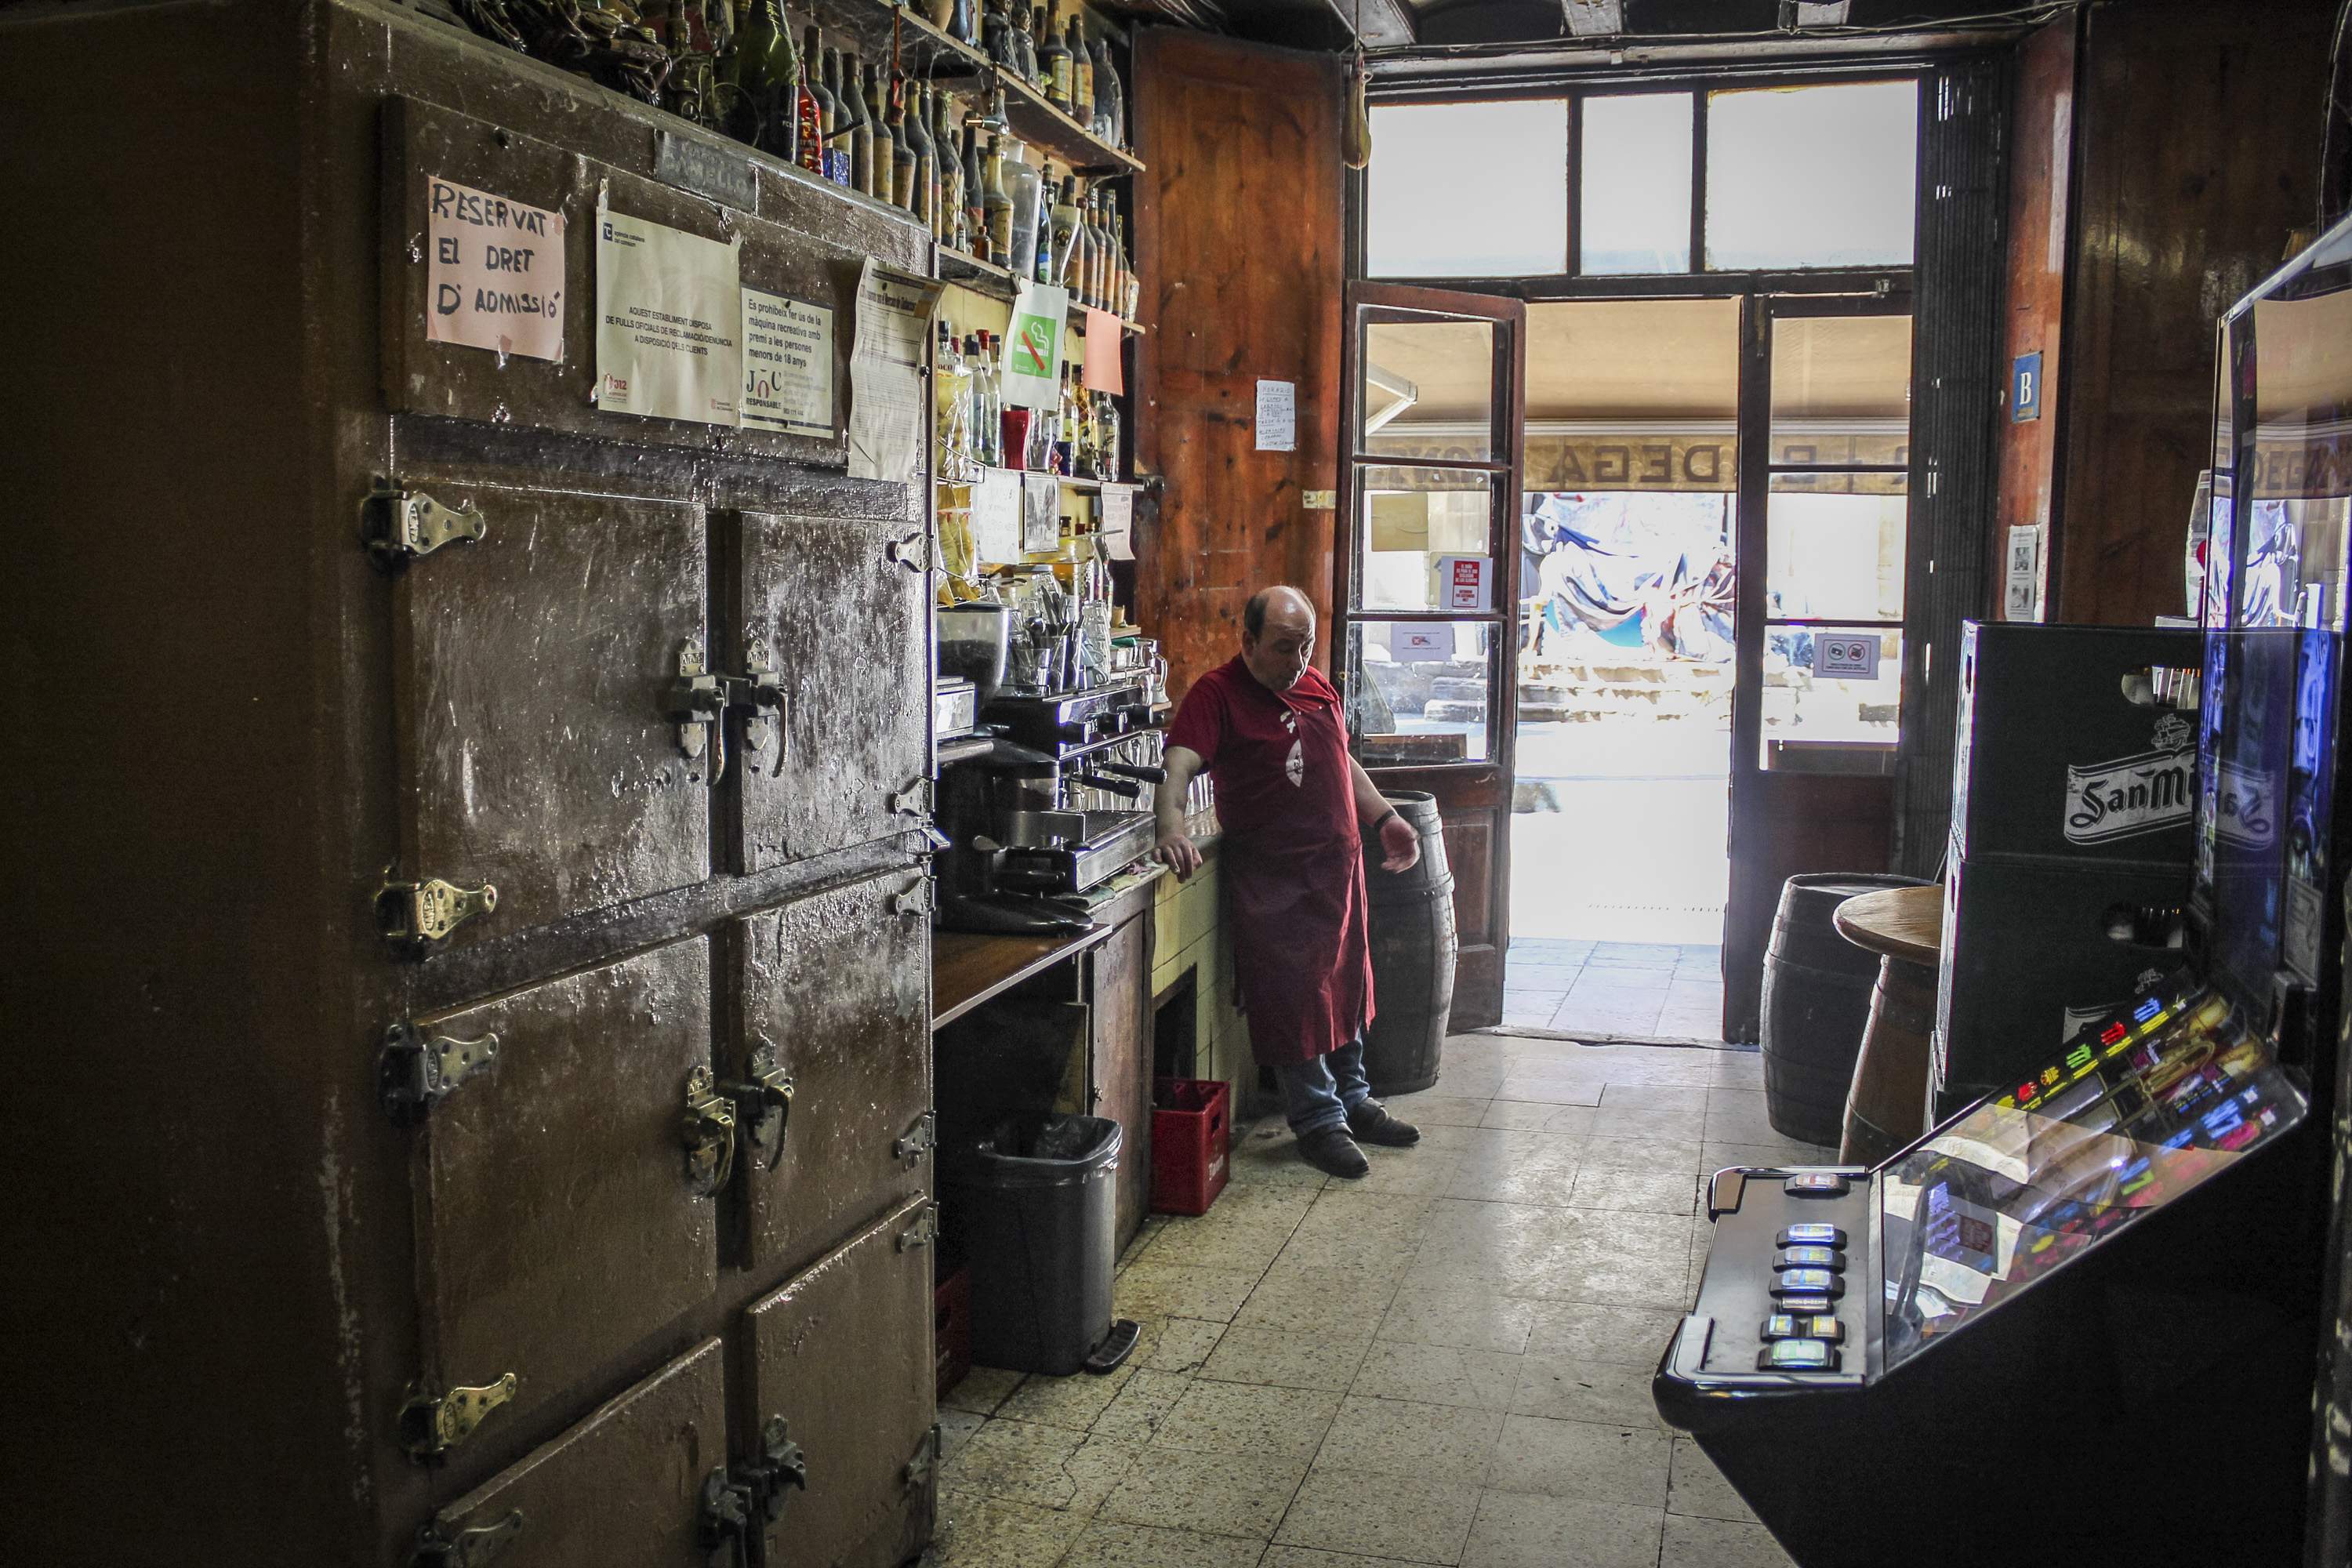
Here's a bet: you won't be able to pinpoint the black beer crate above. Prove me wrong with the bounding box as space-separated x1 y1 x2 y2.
1951 622 2203 866
1931 846 2194 1120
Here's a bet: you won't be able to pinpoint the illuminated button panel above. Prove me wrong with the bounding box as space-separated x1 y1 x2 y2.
1759 1339 1839 1371
1773 1245 1846 1271
1759 1313 1843 1343
1770 1269 1843 1298
1784 1173 1850 1197
1779 1223 1846 1248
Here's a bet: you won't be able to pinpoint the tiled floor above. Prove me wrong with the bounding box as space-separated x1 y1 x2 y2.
924 1033 1838 1568
1505 941 1726 1042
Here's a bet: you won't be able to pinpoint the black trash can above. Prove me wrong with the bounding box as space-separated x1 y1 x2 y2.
942 1114 1138 1377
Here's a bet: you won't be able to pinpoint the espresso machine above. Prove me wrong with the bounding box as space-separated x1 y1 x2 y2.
934 673 1167 934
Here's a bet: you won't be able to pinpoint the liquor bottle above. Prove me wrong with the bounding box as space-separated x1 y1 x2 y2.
1067 15 1093 129
887 76 916 210
903 82 934 227
1040 5 1072 112
982 135 1014 265
739 0 795 160
934 93 964 246
790 39 822 174
866 64 895 202
1090 31 1121 145
982 0 1013 69
1096 391 1120 480
951 0 977 46
804 31 837 180
1084 190 1109 307
844 53 874 196
1049 174 1081 290
972 332 1000 466
962 122 987 258
1032 8 1054 89
1010 3 1036 83
1032 162 1055 285
1115 209 1138 320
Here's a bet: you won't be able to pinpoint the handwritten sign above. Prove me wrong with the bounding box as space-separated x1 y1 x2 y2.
1255 379 1297 452
426 176 564 361
740 288 833 438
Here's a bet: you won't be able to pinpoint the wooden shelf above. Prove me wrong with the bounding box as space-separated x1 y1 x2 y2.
933 924 1112 1029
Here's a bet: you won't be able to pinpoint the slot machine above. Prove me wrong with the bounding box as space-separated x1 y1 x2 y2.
1656 216 2352 1568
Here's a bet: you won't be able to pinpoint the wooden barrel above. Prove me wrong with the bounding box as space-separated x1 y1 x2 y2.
1759 873 1930 1145
1362 792 1457 1097
1840 956 1938 1165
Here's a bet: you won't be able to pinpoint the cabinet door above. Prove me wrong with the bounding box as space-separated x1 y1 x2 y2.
743 1196 938 1568
731 508 928 870
735 867 931 1274
412 939 719 1444
1090 913 1153 1253
417 1338 728 1568
395 486 709 949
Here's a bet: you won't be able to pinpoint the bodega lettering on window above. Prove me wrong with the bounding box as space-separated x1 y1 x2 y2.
424 176 565 363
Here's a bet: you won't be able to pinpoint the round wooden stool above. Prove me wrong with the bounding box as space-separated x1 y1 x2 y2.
1831 884 1944 1167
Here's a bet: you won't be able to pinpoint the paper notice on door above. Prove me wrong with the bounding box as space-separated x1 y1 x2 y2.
739 288 834 438
1083 307 1124 394
2005 524 2045 621
1001 281 1070 410
595 198 740 424
1255 379 1297 452
1100 481 1136 561
1022 470 1061 553
969 466 1023 564
1436 554 1491 612
426 176 565 361
848 259 943 483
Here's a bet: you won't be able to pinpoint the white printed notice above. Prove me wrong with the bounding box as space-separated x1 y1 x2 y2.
740 288 834 438
426 176 565 361
595 199 741 426
1001 281 1070 410
969 467 1024 564
1100 482 1136 562
849 259 944 484
1255 379 1297 452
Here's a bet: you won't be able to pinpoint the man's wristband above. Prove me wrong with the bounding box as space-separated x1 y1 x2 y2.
1372 808 1399 831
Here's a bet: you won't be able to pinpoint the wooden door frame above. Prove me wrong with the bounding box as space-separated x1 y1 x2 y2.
1337 281 1529 1029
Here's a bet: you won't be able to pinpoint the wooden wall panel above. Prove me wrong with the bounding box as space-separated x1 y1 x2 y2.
1989 13 2077 618
2052 0 2333 626
1133 28 1345 701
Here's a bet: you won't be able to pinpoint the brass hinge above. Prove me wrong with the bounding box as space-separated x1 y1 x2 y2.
378 1022 500 1124
378 875 499 951
681 1065 739 1199
896 1203 939 1252
408 1511 524 1568
401 1374 517 1460
716 1040 795 1175
903 1424 942 1490
893 1110 938 1166
746 1415 810 1526
891 878 937 920
884 530 928 573
889 779 949 851
364 482 488 569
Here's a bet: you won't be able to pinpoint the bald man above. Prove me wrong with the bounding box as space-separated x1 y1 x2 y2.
1155 586 1423 1178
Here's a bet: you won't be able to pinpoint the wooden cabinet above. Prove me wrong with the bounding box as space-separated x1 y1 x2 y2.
2 4 942 1563
1088 909 1155 1251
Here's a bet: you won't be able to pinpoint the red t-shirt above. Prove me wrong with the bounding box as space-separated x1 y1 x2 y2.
1167 658 1358 855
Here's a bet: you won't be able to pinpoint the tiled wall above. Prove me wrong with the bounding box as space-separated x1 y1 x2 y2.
1149 846 1263 1111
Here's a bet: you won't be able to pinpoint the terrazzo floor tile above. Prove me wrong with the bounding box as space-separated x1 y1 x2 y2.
1151 1380 1343 1461
1583 944 1681 968
1459 1492 1664 1568
1697 1139 1840 1174
1134 1316 1229 1375
1501 991 1569 1028
1709 1051 1767 1088
1385 1093 1493 1127
1238 1264 1407 1337
1091 1368 1200 1446
1313 1395 1506 1486
937 1417 1140 1513
1526 1303 1684 1366
939 1365 1025 1417
924 1490 1091 1567
1114 1261 1266 1324
1509 1356 1671 1428
993 1363 1136 1431
1565 1166 1700 1216
1057 1519 1274 1568
1595 1083 1710 1116
1200 1325 1368 1392
1262 1549 1425 1567
1476 1100 1596 1133
936 1406 987 1463
1483 1414 1669 1507
1488 1072 1611 1107
1272 1468 1483 1565
1096 1446 1310 1539
1577 1132 1704 1171
1585 1103 1708 1142
1376 1288 1541 1355
1659 1512 1798 1568
1668 1437 1761 1523
1350 1341 1523 1411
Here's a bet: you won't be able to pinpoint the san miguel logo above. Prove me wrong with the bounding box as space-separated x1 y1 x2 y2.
2063 716 2195 845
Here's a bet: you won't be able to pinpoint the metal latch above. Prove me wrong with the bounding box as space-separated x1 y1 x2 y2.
744 1416 809 1526
896 1203 938 1252
378 876 499 950
730 644 786 770
884 531 927 573
666 641 728 773
401 1374 517 1459
889 779 949 851
903 1424 942 1490
717 1040 794 1174
378 1022 500 1124
681 1065 738 1198
364 481 488 569
893 1110 937 1165
665 640 786 782
408 1512 524 1568
891 879 936 920
696 1467 753 1567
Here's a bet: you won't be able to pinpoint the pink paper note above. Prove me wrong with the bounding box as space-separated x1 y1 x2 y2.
1083 307 1124 394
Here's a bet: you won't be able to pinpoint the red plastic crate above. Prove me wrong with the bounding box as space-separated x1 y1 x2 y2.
934 1265 972 1400
1151 1077 1231 1216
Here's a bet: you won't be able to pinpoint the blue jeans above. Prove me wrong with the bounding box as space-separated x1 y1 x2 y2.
1280 1037 1372 1137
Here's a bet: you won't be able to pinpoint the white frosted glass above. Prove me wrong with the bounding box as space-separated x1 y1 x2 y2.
1705 82 1918 270
1580 93 1693 274
1369 100 1569 278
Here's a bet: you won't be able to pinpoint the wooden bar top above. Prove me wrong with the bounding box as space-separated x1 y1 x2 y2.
932 925 1112 1029
1833 884 1944 968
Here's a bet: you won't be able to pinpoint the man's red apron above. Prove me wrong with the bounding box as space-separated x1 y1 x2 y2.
1167 657 1374 1068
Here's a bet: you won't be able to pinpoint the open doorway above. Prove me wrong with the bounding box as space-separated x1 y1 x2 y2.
1504 299 1741 1037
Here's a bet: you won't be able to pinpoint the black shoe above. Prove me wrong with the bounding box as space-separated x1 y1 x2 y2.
1348 1101 1421 1147
1298 1126 1370 1178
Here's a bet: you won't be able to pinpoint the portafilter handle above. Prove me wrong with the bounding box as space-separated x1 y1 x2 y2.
1095 762 1167 785
1074 771 1143 800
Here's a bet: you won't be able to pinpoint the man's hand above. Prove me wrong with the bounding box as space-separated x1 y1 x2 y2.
1156 829 1203 881
1377 811 1420 874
